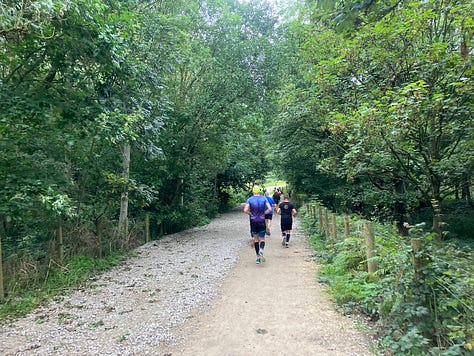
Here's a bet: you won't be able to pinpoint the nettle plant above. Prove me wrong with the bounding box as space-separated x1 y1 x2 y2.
374 228 473 355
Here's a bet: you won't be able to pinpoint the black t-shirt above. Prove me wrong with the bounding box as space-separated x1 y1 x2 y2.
279 201 294 219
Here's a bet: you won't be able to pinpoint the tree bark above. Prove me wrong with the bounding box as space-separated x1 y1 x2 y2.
431 198 442 243
118 144 131 244
394 178 408 236
461 174 472 206
57 219 64 265
0 234 4 299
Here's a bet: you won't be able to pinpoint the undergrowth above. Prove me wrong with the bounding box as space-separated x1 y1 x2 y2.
301 207 474 355
0 254 124 322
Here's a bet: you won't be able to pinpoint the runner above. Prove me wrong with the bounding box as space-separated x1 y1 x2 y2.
243 186 272 264
264 191 276 236
277 194 297 248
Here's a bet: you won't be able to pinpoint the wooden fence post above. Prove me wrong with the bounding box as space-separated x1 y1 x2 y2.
331 213 337 241
344 216 350 239
145 213 150 243
318 206 323 232
364 221 377 274
411 238 423 279
324 208 330 238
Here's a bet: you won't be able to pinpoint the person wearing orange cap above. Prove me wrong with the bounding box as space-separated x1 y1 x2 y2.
243 186 272 264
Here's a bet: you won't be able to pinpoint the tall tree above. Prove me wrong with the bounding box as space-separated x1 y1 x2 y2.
275 0 473 237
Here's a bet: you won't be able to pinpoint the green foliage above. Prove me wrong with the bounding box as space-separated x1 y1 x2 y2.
302 209 474 354
275 0 474 237
1 0 286 304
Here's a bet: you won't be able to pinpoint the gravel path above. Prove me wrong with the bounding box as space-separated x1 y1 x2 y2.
0 206 376 355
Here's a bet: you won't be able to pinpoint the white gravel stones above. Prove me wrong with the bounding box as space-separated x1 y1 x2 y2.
0 208 249 355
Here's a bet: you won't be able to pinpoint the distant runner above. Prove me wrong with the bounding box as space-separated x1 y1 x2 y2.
277 194 297 248
264 192 276 236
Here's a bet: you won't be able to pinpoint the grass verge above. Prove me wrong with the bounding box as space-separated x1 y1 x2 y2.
0 253 124 322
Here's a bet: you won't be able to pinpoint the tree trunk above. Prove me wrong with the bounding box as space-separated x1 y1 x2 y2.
431 197 443 244
57 219 64 265
118 144 131 244
0 234 4 299
393 178 408 236
179 178 184 206
95 214 104 258
461 174 472 206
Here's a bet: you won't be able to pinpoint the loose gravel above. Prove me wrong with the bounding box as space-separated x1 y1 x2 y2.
0 207 250 355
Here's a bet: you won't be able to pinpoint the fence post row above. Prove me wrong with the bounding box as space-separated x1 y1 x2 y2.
331 213 337 241
308 203 431 277
318 206 323 232
309 203 379 274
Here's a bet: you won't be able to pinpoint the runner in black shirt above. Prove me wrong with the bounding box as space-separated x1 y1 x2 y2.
277 194 297 248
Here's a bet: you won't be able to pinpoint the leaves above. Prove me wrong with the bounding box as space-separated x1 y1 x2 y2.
275 0 474 232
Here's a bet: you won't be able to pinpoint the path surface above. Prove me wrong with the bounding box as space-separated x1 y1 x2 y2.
0 206 376 355
167 212 375 356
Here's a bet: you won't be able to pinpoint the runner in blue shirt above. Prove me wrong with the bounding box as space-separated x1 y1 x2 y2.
264 192 276 236
243 186 272 264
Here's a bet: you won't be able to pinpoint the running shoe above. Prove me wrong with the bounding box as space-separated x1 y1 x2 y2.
281 238 285 246
256 257 261 264
266 229 271 236
285 242 289 248
259 250 266 262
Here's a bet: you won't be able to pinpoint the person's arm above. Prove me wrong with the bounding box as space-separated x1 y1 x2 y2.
292 208 297 217
269 198 275 209
265 201 272 215
243 203 250 216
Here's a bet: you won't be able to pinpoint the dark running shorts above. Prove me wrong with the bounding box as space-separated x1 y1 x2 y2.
250 220 266 238
264 214 273 220
281 218 293 232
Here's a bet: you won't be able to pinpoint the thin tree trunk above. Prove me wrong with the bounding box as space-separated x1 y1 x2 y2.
0 234 4 299
461 174 472 206
118 144 131 244
57 219 64 265
431 198 442 243
95 214 104 258
394 178 408 236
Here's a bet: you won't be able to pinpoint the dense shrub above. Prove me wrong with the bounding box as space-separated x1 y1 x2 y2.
302 210 474 355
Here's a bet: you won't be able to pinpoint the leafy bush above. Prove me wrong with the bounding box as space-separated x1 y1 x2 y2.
302 209 474 355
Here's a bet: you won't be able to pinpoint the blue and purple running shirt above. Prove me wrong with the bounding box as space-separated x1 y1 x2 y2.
246 195 268 222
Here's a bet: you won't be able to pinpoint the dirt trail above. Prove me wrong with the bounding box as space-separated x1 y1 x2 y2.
0 207 376 356
166 213 376 356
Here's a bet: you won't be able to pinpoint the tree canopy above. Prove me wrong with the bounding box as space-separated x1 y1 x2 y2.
274 0 473 237
1 0 473 352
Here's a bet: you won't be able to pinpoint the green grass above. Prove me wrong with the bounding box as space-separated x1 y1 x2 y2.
263 179 287 192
